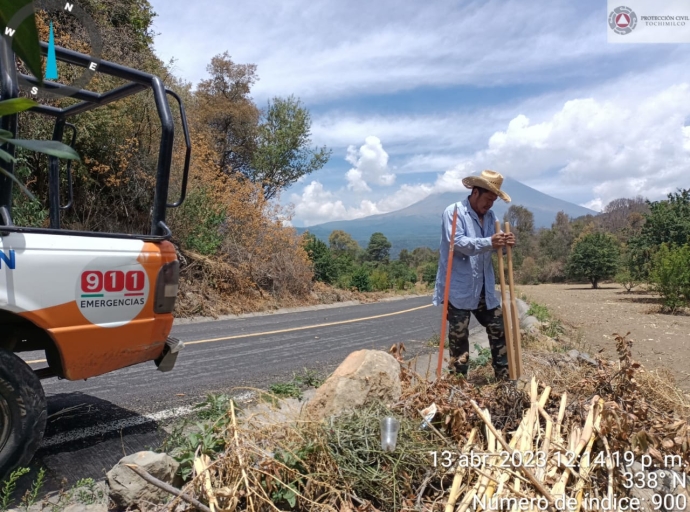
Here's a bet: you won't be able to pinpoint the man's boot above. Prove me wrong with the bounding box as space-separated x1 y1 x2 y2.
493 364 509 381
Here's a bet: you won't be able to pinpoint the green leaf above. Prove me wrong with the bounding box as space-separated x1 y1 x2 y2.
0 129 14 138
285 488 296 508
0 98 38 117
0 1 43 83
0 148 16 163
0 167 36 201
0 139 80 160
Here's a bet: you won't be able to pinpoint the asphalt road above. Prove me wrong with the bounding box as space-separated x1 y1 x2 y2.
32 295 469 411
18 295 479 492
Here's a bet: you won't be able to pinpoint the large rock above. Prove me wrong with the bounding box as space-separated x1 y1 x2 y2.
303 349 401 420
107 451 180 508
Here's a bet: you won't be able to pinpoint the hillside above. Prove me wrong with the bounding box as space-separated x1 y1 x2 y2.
299 177 598 255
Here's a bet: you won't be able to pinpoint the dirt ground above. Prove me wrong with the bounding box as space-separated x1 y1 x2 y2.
515 282 690 394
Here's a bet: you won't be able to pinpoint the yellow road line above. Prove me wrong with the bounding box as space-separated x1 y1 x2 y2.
26 302 432 364
185 303 432 346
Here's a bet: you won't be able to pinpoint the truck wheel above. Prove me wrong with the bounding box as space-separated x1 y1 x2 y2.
0 350 47 482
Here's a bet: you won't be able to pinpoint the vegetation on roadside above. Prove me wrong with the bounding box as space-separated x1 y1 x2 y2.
263 367 326 403
162 393 238 481
507 190 690 313
0 467 50 512
162 368 325 480
302 230 437 292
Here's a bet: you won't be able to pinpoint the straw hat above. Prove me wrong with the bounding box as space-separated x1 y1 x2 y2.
462 170 511 202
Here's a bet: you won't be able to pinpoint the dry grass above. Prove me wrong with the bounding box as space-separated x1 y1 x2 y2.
151 332 690 512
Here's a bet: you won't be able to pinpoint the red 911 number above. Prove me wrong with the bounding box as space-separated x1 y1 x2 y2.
81 270 145 293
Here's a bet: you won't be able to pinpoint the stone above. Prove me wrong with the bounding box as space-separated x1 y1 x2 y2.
567 349 580 361
107 451 180 509
63 504 108 512
628 463 688 512
303 349 401 421
577 352 598 366
515 298 530 320
521 315 541 331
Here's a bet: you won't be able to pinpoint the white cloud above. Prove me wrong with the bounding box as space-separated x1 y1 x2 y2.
291 82 690 225
291 181 383 225
582 198 603 212
344 136 395 191
151 0 641 104
469 84 690 207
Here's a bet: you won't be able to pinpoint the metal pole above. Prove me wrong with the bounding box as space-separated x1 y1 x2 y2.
436 206 459 379
48 119 66 229
0 37 19 217
149 76 174 236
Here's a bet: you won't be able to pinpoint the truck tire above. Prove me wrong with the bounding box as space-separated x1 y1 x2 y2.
0 350 46 482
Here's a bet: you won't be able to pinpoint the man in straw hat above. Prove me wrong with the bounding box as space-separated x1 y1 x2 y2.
432 169 515 380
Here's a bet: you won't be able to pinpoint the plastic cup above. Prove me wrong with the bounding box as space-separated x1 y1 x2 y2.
380 416 401 452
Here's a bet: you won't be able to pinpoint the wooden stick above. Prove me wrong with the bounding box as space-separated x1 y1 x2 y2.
194 454 217 512
475 409 497 512
437 206 460 379
505 222 524 377
231 400 254 512
124 464 212 512
550 396 600 498
445 427 478 512
597 428 615 506
554 393 567 445
470 400 557 509
494 219 517 380
573 398 603 512
446 427 477 512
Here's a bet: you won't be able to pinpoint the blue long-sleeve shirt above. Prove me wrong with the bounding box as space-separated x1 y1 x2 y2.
432 197 500 310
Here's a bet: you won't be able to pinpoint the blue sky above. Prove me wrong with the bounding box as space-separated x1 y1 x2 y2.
149 0 690 227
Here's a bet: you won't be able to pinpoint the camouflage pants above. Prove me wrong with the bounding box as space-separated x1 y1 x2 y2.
447 293 509 379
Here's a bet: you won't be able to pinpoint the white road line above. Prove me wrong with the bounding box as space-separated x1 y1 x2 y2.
41 391 255 448
40 405 196 448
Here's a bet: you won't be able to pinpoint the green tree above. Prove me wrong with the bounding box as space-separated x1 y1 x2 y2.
197 52 260 179
627 189 690 281
175 187 225 255
421 262 438 285
350 266 371 292
649 243 690 312
366 232 392 263
328 229 360 259
411 247 438 267
370 269 390 291
388 260 417 289
303 233 337 284
398 248 411 266
539 211 574 262
566 232 620 289
251 96 331 200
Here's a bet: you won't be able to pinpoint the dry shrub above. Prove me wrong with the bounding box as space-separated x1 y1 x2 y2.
537 259 566 282
169 127 317 316
636 367 690 417
163 334 690 512
218 175 313 298
517 256 540 284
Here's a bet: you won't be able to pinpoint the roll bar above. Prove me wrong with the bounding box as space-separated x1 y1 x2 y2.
0 38 190 239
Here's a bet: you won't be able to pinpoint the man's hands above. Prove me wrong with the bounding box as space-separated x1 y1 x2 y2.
491 232 516 249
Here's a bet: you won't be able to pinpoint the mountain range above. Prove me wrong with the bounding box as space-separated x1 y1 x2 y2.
297 177 598 256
